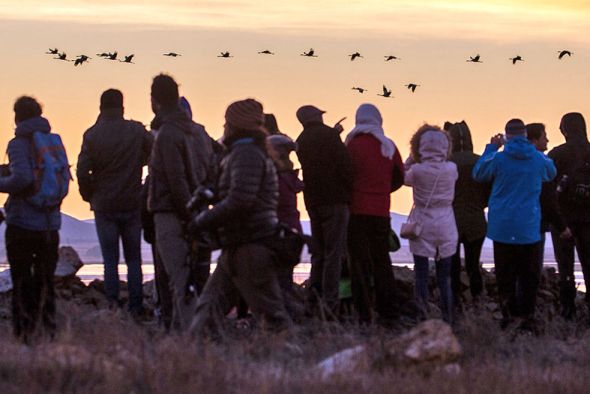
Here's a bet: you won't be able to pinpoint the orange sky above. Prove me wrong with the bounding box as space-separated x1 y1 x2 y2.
0 0 588 219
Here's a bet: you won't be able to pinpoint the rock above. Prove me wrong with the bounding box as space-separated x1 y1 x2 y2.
54 246 83 277
316 345 367 378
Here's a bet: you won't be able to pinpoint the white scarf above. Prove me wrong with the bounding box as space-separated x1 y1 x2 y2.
345 124 396 159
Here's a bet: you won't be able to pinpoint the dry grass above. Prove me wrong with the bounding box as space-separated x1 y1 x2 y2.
1 295 590 394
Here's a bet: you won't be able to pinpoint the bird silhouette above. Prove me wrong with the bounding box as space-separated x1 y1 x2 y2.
301 48 318 57
384 55 401 61
378 85 393 98
106 51 118 60
352 87 367 94
46 48 59 55
120 54 135 63
54 52 69 61
96 52 111 57
74 55 91 66
218 51 233 58
405 83 420 93
509 55 524 64
467 54 483 63
163 52 181 57
349 52 363 61
558 50 573 59
258 50 275 55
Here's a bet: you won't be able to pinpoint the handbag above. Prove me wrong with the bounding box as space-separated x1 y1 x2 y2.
264 222 305 268
400 173 440 240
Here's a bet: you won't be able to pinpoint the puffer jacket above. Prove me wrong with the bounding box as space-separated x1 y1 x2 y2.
148 105 214 220
473 136 556 244
405 131 458 259
448 121 490 241
193 139 279 247
0 116 61 231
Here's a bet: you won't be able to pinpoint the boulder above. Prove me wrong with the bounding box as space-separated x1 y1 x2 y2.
54 246 84 277
316 346 367 378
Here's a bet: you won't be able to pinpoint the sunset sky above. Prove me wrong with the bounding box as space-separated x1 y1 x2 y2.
0 0 588 219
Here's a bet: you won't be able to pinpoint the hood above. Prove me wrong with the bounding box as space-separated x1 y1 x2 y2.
447 121 473 153
561 112 587 141
418 130 450 162
15 116 51 138
179 96 193 120
355 103 382 127
503 135 536 160
159 105 194 134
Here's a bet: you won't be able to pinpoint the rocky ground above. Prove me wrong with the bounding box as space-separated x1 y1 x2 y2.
1 248 590 393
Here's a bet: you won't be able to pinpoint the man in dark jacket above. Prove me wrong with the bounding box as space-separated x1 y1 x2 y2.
296 105 353 316
148 74 214 330
77 89 153 315
446 121 489 303
547 112 590 318
0 96 63 342
190 99 292 336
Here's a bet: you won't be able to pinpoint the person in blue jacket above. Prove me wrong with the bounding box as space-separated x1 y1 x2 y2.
473 119 556 328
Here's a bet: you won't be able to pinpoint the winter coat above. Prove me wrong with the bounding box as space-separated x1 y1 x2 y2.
347 134 404 217
192 139 279 247
0 117 61 231
77 109 153 212
277 169 304 233
448 122 490 241
296 122 353 209
148 105 214 220
473 136 556 244
404 131 458 259
547 113 590 224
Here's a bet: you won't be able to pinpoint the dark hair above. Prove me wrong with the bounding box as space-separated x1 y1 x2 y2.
526 123 545 141
100 89 123 110
14 96 42 123
151 74 179 108
264 113 280 135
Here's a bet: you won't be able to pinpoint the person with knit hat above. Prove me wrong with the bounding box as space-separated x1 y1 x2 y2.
190 98 292 336
473 118 556 329
296 104 353 317
548 112 590 318
344 103 404 325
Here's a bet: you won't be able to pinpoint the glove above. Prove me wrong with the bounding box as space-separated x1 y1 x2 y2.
186 212 203 235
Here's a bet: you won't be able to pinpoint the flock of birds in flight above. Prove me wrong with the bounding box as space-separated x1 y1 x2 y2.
45 48 575 98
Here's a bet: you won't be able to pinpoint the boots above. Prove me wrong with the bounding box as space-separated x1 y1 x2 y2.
559 280 577 320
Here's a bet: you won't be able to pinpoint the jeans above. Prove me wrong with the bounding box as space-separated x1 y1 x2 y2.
348 214 398 323
307 204 349 313
451 237 484 300
493 241 542 319
551 223 590 303
94 210 143 312
6 225 59 342
414 255 453 323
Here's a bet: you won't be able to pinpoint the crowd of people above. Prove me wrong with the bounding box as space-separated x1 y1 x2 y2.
1 72 589 343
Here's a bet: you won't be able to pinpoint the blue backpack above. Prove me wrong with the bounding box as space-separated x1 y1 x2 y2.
27 131 71 209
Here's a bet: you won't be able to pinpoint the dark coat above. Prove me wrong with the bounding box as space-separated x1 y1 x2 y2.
193 139 279 247
448 121 490 241
296 122 353 209
0 117 61 231
77 109 153 212
548 114 590 224
277 169 304 233
148 106 214 220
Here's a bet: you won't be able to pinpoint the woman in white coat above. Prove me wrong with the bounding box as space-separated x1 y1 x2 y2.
404 125 458 323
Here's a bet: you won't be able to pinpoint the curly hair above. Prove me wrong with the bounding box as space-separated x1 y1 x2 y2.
409 124 452 163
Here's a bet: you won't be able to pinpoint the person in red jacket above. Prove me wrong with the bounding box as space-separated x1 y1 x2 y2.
344 103 404 325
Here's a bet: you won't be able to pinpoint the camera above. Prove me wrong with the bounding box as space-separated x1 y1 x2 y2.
186 186 215 213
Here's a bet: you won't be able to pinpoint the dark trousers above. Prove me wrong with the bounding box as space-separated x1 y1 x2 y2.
551 223 590 303
451 237 484 300
493 241 542 319
307 204 349 312
191 243 292 336
414 255 453 323
6 225 59 341
348 214 398 323
152 243 173 329
94 210 143 312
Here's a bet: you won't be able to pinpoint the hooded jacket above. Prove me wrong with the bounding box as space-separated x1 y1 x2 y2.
0 116 61 231
547 112 590 224
473 136 556 244
148 105 214 219
405 130 458 259
77 109 153 212
277 169 304 233
448 121 490 241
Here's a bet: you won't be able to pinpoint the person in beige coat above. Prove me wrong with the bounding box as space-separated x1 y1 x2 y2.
404 125 458 323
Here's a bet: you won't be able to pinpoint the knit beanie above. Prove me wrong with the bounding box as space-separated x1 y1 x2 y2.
225 99 264 130
505 118 526 140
